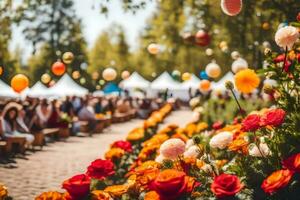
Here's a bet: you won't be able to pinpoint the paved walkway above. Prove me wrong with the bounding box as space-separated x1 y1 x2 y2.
0 109 192 199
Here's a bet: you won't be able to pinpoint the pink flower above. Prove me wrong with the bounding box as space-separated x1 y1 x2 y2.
275 26 299 50
159 138 185 160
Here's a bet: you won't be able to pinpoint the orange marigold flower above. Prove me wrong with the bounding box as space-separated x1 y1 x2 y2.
126 127 145 141
261 169 294 194
144 191 161 200
104 185 128 198
228 138 249 154
185 123 197 137
234 69 260 94
196 122 208 133
105 148 125 160
0 184 8 199
35 191 65 200
91 190 111 200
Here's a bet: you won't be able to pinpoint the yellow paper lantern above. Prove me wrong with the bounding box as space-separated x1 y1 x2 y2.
147 43 159 55
72 71 80 79
199 80 211 92
205 62 221 78
92 71 100 80
219 41 228 49
262 22 270 30
11 74 29 93
121 71 130 80
41 73 51 84
182 72 191 81
102 68 117 81
62 52 74 64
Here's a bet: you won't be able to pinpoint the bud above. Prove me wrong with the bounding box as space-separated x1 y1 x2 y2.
263 85 273 94
193 135 201 145
264 48 272 56
225 80 234 90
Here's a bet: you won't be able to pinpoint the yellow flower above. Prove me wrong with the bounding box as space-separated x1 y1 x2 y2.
91 190 111 200
35 191 65 200
0 184 8 199
126 127 145 141
104 185 128 198
235 69 260 94
105 148 125 160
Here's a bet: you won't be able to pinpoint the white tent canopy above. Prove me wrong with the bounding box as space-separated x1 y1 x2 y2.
0 79 19 98
47 74 88 97
150 72 183 90
119 72 150 90
182 74 201 90
27 81 51 97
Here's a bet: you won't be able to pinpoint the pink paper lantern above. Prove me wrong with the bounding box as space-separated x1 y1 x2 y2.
221 0 242 16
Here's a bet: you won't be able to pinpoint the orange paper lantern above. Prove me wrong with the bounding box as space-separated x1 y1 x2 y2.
221 0 242 16
121 71 130 80
147 43 159 54
199 80 211 92
102 68 117 81
11 74 29 93
0 66 3 75
51 61 66 76
72 71 80 79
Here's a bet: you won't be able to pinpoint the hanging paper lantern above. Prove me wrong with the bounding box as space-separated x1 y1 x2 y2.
205 62 221 78
205 48 214 56
92 71 100 80
231 57 248 73
171 70 181 80
102 68 117 81
151 72 157 78
11 74 29 93
231 51 240 60
147 43 159 54
121 71 130 80
51 61 66 76
219 41 228 49
99 79 105 85
96 85 101 90
49 80 56 87
199 80 211 92
80 77 86 84
41 73 51 84
200 71 209 80
0 66 3 76
72 71 80 79
62 52 74 64
182 72 191 81
80 62 88 70
221 0 242 16
262 22 270 30
195 30 210 46
182 32 194 43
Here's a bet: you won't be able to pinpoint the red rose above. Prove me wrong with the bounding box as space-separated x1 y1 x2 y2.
261 108 285 127
112 140 132 152
282 153 300 173
273 54 285 63
284 60 292 72
212 121 224 130
297 53 300 63
149 169 197 200
242 114 261 132
211 174 243 198
297 12 300 22
261 169 294 194
86 159 115 180
62 174 90 199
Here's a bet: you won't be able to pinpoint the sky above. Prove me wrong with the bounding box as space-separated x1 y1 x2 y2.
10 0 156 60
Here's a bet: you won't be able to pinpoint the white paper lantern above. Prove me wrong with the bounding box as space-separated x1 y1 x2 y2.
102 68 117 81
205 61 221 78
205 48 214 56
231 51 240 60
231 58 248 73
147 43 159 54
221 0 242 16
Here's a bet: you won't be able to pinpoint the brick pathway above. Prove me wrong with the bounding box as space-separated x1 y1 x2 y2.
0 109 192 199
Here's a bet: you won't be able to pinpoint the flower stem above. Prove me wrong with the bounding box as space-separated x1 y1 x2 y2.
282 46 288 72
229 88 245 117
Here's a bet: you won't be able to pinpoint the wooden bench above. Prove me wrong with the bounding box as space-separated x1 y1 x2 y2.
59 128 70 139
112 113 131 123
79 121 89 133
32 128 60 148
5 137 26 154
0 141 7 157
94 120 105 133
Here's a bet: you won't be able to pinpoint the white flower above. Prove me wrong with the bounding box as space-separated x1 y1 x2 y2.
191 111 200 123
155 154 166 163
275 26 299 50
249 143 271 157
184 145 200 159
185 139 195 150
201 163 213 173
209 131 233 149
159 138 185 160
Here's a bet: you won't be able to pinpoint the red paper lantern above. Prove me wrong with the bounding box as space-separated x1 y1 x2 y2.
195 30 210 46
11 74 29 93
51 61 66 76
221 0 242 16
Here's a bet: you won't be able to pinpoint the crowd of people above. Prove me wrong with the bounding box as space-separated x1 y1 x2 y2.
0 95 168 161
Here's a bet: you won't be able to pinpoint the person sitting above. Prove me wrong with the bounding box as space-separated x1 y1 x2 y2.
35 99 52 129
47 100 68 128
136 98 152 119
77 100 97 134
1 102 34 148
115 99 131 114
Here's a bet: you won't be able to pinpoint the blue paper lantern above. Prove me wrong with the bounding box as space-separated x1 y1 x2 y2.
200 71 209 80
